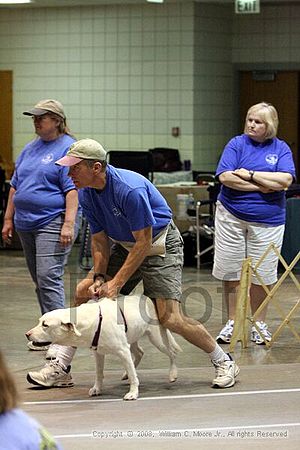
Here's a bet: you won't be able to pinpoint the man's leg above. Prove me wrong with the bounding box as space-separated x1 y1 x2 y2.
156 298 216 352
155 298 239 388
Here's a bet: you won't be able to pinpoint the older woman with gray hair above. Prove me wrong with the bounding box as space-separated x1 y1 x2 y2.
213 102 296 345
1 100 80 358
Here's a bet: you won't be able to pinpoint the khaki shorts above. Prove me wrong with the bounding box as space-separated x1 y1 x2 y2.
107 221 184 301
212 202 285 285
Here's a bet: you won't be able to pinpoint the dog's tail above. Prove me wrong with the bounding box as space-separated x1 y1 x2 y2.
164 329 182 356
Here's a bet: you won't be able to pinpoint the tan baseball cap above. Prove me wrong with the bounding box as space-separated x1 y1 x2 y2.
23 99 66 119
56 138 107 166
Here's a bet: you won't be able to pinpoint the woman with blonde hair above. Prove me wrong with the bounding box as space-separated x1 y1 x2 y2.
213 102 295 345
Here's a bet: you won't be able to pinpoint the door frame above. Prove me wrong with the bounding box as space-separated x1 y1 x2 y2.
233 63 300 176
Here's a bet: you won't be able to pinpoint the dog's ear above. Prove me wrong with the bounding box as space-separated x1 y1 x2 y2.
61 322 82 337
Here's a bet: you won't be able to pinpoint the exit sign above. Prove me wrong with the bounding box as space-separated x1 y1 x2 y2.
235 0 260 14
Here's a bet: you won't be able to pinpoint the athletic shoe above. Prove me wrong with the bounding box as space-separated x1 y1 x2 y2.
27 361 74 388
212 353 240 388
27 341 51 351
251 321 272 345
45 345 58 360
216 320 234 344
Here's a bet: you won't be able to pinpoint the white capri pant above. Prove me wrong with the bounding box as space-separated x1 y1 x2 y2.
212 202 285 285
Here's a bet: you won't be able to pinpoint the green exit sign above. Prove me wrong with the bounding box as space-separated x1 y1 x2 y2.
235 0 260 14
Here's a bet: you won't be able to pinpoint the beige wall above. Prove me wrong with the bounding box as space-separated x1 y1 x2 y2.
0 1 300 171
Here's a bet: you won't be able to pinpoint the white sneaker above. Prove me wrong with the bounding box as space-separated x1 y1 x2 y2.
45 345 58 360
27 361 74 388
216 320 234 344
27 341 51 351
212 354 240 388
251 321 272 345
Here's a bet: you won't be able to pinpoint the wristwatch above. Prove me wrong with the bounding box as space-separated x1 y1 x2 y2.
249 170 255 181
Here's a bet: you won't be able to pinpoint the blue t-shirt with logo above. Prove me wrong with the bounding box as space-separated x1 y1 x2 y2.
216 134 296 225
79 165 172 241
11 134 76 231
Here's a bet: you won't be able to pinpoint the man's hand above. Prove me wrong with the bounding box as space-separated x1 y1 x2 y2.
96 280 121 300
87 278 105 299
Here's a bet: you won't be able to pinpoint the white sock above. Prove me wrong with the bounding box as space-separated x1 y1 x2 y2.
209 344 230 364
55 345 77 369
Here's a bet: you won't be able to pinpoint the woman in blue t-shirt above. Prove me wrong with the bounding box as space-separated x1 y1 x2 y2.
1 100 80 359
213 102 295 345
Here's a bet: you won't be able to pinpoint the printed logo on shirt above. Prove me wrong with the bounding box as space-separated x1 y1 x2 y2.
112 206 122 217
265 154 278 165
41 153 54 164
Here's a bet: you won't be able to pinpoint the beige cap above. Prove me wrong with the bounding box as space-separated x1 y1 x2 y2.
56 138 107 166
23 99 66 119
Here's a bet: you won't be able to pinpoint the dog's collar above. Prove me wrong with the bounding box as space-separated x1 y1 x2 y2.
90 305 103 350
90 304 128 351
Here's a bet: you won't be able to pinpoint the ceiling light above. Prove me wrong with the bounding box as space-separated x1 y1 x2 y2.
147 0 164 3
0 0 32 4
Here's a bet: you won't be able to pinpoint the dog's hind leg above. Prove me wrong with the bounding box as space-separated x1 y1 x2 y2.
146 326 181 383
121 342 144 380
116 347 139 400
89 352 105 397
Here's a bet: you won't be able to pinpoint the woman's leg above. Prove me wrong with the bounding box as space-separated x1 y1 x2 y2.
17 230 43 308
35 215 77 314
247 223 285 319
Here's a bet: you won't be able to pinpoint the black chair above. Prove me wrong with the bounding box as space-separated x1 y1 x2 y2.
187 174 220 268
107 150 154 181
148 148 182 172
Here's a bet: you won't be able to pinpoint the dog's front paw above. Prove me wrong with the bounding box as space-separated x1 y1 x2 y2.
169 364 178 383
169 369 178 383
123 388 138 401
89 385 102 397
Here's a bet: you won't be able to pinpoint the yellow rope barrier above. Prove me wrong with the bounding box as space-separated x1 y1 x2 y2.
229 258 251 352
229 244 300 351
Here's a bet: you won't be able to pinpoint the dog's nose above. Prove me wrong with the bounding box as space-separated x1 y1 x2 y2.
25 332 31 340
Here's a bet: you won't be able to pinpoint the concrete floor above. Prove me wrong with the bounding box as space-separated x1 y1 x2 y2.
0 245 300 450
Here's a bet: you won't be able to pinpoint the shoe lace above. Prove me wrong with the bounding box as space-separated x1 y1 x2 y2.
252 322 271 341
214 360 230 378
43 361 62 374
221 321 234 336
255 322 270 333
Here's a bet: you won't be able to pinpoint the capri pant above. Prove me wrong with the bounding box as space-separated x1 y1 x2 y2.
212 202 285 285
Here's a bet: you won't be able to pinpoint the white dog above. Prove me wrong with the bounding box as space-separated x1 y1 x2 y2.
26 295 182 400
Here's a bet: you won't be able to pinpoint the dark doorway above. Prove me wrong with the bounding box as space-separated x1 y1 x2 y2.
239 71 299 176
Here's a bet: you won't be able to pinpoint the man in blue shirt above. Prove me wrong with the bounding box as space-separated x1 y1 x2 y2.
27 138 239 390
